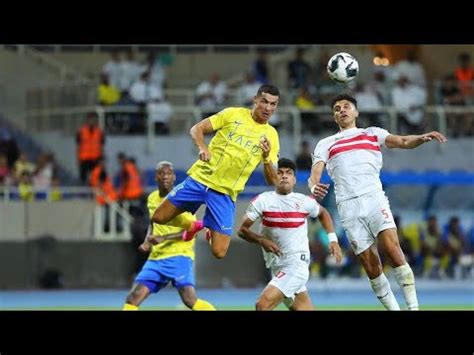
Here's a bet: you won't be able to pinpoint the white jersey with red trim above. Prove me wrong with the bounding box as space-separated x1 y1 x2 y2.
245 191 320 268
312 127 391 203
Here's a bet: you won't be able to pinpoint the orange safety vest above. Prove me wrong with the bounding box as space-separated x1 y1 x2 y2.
78 125 103 162
90 165 118 205
119 161 143 200
454 67 474 96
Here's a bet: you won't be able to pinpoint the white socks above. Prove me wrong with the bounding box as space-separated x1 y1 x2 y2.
394 263 419 310
369 273 400 310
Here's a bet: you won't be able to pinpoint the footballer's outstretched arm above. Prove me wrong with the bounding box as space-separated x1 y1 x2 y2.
190 118 215 162
385 131 447 149
238 216 282 256
308 161 329 200
317 206 342 263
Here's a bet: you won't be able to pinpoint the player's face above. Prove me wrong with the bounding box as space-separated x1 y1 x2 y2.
155 165 176 191
276 167 296 194
253 92 279 123
333 100 359 129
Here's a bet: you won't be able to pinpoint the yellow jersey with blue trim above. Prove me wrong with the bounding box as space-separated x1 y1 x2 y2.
187 107 279 201
147 190 195 261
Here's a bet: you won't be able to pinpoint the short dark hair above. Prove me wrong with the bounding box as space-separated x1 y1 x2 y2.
257 84 280 97
331 94 358 109
278 158 297 173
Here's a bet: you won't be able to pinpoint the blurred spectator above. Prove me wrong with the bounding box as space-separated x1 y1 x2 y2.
418 215 443 278
18 171 34 201
439 74 472 137
287 48 312 89
13 152 35 184
394 50 426 88
0 127 20 169
236 71 262 107
130 71 169 134
129 71 163 104
118 50 142 97
314 51 331 85
454 52 474 103
441 216 467 278
391 75 427 134
90 157 119 233
117 153 144 203
76 113 105 184
394 215 415 264
97 73 121 106
145 52 166 89
295 86 319 134
353 83 384 127
0 153 10 185
33 153 56 191
146 97 173 135
102 51 122 91
371 70 392 105
195 73 228 118
252 49 269 84
47 176 63 202
295 141 313 170
90 157 118 206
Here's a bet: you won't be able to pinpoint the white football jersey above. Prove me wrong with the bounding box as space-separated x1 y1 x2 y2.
245 191 320 268
312 127 391 203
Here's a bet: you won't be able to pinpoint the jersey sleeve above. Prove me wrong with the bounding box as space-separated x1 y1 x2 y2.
305 196 320 218
246 195 264 221
209 107 233 131
368 127 391 147
312 139 329 166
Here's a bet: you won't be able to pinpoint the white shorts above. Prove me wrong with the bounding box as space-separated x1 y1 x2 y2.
337 191 396 255
269 253 309 300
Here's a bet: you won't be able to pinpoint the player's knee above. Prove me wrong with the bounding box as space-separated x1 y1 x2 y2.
211 245 228 259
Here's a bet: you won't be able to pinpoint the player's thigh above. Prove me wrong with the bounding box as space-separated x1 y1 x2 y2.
378 228 406 267
153 198 186 222
203 189 235 236
257 284 286 310
163 177 206 217
134 259 171 294
269 262 309 300
365 193 396 240
338 198 375 255
290 291 314 311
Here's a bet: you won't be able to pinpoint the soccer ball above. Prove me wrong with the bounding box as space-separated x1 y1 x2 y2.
327 52 359 83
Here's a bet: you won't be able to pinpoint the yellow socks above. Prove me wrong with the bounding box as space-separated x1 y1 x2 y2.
192 298 216 311
123 303 139 311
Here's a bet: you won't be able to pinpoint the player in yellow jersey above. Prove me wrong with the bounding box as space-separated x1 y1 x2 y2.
152 85 281 259
123 161 215 311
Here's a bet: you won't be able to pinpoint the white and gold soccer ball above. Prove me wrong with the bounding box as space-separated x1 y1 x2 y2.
327 52 359 83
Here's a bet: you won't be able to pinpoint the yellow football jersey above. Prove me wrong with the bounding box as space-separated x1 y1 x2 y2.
187 107 279 201
147 190 196 260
